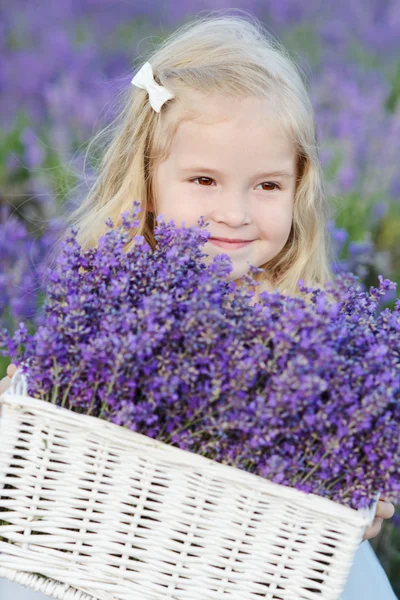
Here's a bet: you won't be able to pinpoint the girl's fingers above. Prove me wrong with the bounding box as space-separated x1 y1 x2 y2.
376 500 395 520
0 365 17 397
6 364 17 378
0 376 12 396
362 517 383 542
361 501 396 543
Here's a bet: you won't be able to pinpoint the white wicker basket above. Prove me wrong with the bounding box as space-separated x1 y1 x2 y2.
0 370 378 600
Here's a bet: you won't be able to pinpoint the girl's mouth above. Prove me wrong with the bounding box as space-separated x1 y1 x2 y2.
209 239 254 250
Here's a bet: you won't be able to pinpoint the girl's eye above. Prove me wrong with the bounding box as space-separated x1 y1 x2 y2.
256 182 281 192
191 177 214 186
190 177 281 191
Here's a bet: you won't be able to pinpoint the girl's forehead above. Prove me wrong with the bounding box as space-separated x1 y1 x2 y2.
170 96 294 150
157 92 297 168
179 92 281 124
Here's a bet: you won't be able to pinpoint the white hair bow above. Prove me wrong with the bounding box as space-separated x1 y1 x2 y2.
131 62 175 113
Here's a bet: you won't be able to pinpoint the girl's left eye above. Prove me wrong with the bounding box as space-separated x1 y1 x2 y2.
190 177 281 191
255 182 281 191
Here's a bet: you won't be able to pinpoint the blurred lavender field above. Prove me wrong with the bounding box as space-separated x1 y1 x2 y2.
0 0 399 592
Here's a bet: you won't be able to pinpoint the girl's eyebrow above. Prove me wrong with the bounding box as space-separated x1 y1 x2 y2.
178 166 295 179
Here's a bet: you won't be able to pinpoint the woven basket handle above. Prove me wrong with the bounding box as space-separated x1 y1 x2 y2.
8 367 28 396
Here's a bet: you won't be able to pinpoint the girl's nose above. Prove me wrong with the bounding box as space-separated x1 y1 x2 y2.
211 192 251 226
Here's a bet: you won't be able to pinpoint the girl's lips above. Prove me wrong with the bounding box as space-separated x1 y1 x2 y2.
209 239 253 250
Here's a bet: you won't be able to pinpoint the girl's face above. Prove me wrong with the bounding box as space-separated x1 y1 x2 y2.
153 95 297 288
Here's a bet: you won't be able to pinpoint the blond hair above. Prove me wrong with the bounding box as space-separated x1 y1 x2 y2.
55 10 336 297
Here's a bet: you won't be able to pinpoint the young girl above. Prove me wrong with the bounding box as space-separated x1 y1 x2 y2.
0 11 397 600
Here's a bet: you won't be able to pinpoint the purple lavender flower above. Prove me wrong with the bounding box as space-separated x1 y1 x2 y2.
1 203 399 512
0 206 62 330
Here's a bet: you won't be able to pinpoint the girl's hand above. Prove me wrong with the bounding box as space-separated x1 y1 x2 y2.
0 363 18 397
362 499 395 542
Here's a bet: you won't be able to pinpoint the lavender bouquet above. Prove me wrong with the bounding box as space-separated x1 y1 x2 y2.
1 202 399 512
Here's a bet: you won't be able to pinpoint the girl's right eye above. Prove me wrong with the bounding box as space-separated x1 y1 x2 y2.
190 177 214 186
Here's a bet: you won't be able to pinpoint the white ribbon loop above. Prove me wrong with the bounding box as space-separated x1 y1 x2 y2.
131 62 175 113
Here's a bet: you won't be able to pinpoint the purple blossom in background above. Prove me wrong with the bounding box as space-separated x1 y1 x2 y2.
2 0 400 200
328 220 398 306
1 204 399 512
0 206 62 329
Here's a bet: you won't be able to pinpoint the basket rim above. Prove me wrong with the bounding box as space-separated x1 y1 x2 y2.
0 390 379 526
0 566 100 600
